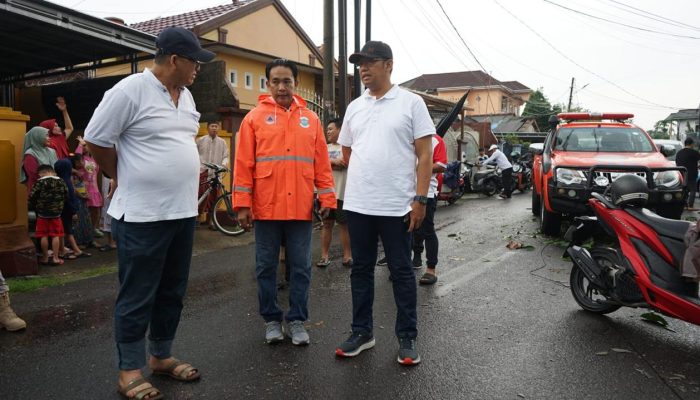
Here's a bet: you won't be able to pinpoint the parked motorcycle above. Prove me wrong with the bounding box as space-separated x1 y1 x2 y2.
510 152 532 193
438 160 465 204
463 162 501 196
566 167 700 326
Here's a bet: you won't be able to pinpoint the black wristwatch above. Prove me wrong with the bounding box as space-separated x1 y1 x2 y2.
413 195 428 205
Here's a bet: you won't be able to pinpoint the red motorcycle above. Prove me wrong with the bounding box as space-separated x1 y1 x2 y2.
566 165 700 326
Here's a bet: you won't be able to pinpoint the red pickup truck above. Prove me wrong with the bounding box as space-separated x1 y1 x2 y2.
531 112 685 236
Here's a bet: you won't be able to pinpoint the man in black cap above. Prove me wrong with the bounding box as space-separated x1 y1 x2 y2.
84 26 214 400
335 41 434 365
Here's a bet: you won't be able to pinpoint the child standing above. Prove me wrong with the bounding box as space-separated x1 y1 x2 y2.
55 159 91 259
75 136 103 238
70 154 96 248
29 164 67 266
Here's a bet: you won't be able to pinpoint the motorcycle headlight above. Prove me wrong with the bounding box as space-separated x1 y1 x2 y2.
556 168 586 185
513 164 522 172
653 171 682 188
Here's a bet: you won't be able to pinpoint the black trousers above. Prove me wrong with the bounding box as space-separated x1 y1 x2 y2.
502 168 513 197
412 197 438 268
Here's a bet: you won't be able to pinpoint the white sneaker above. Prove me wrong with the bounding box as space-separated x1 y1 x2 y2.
265 321 284 344
286 320 310 345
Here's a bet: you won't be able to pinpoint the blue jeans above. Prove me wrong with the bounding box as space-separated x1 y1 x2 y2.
112 217 196 370
345 211 417 339
412 197 438 268
254 220 312 322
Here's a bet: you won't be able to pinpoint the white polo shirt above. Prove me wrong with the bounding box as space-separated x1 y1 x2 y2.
338 85 435 216
84 68 201 222
482 149 512 170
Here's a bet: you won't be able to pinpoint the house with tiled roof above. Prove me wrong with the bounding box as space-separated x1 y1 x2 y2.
400 71 532 117
97 0 333 122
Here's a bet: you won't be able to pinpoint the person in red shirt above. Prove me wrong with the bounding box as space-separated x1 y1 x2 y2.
39 96 74 160
414 134 447 285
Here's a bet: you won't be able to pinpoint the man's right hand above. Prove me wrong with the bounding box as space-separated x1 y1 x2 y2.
237 207 253 231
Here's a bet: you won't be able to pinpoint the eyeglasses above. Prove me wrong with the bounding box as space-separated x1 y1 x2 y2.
176 54 202 68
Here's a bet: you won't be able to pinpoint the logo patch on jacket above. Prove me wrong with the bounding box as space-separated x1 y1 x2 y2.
265 115 275 125
299 116 310 128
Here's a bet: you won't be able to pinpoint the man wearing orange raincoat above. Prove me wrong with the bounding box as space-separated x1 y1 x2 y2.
234 59 336 346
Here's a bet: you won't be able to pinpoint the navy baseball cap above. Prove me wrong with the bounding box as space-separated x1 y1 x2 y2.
156 27 215 63
349 41 393 64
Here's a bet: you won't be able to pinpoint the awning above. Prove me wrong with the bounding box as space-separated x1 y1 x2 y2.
0 0 156 83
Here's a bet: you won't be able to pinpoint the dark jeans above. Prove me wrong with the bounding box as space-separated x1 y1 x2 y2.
412 197 438 268
687 180 697 208
346 211 417 339
254 220 312 322
112 217 196 370
502 167 513 197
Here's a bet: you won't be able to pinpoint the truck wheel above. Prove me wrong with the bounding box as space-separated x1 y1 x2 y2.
531 189 541 215
654 204 683 220
540 200 561 236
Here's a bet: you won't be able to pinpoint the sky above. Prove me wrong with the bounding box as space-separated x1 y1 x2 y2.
53 0 700 131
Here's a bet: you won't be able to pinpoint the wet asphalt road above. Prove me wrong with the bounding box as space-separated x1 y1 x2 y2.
2 193 700 400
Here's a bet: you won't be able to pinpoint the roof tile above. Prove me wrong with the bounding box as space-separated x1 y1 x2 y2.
130 1 255 35
401 71 530 93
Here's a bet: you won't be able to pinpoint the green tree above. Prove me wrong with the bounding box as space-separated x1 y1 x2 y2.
522 88 553 132
648 120 671 139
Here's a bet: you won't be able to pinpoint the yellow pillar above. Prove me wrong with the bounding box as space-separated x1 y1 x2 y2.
0 107 37 277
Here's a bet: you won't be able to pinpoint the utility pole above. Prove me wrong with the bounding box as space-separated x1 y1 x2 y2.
353 0 361 98
338 0 348 115
365 0 371 42
567 77 575 112
323 0 335 123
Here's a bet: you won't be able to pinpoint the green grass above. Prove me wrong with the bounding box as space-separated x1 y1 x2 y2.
7 265 117 293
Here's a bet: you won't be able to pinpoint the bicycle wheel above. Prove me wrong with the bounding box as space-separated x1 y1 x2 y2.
211 194 245 236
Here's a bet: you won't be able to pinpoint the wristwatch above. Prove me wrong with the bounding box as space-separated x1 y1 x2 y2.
413 195 428 205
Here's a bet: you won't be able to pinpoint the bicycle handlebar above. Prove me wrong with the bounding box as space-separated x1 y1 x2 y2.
202 162 229 174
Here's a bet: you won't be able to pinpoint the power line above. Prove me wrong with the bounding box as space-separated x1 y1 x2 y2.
376 1 421 74
564 6 700 57
492 0 682 110
598 0 699 32
433 0 497 114
543 0 700 40
434 0 489 74
607 0 700 32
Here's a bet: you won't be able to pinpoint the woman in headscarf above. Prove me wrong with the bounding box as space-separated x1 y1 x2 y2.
20 126 58 195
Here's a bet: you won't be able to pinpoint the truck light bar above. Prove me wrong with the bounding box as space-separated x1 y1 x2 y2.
557 112 634 122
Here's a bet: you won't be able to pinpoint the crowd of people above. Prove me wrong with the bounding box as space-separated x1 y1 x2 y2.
19 98 118 263
1 27 452 400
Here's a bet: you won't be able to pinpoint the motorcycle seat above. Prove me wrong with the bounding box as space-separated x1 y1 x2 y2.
624 207 692 240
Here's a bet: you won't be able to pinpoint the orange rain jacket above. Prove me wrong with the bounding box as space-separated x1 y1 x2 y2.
233 94 336 220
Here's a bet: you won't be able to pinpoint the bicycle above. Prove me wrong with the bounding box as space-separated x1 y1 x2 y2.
198 162 245 236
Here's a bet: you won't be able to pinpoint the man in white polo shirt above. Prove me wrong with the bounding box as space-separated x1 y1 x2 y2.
481 144 513 198
334 41 434 366
85 27 213 400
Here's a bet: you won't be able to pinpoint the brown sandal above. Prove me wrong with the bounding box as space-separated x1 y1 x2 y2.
152 359 201 382
118 377 163 400
419 272 438 285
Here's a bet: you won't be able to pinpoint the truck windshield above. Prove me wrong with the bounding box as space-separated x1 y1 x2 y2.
554 127 654 152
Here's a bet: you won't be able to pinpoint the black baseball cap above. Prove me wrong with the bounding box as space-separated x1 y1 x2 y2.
349 41 393 64
156 27 216 63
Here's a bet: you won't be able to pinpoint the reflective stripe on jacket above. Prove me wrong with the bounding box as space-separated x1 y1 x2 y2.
233 94 336 220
